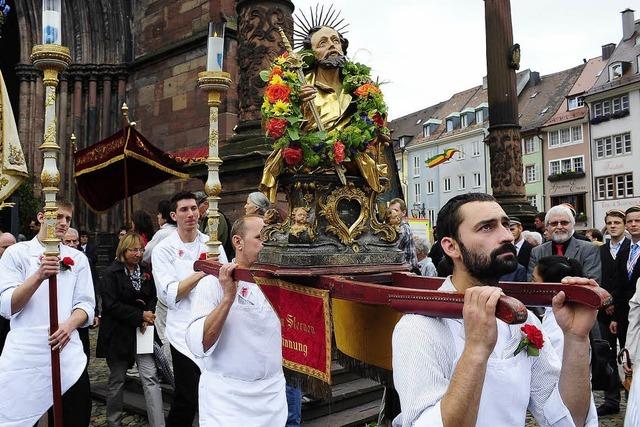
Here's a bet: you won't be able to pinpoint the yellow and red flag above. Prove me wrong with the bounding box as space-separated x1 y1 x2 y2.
425 148 459 168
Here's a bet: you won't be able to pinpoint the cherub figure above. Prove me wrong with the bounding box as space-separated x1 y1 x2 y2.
288 206 315 243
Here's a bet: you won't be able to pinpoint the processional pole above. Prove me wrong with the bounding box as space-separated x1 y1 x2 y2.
197 22 231 258
30 0 70 425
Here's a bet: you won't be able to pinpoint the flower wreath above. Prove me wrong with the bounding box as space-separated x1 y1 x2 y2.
260 51 390 170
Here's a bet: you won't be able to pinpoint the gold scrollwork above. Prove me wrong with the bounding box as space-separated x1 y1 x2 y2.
369 192 398 243
41 170 61 187
8 146 25 166
42 120 58 148
210 108 218 123
318 183 369 245
46 91 56 107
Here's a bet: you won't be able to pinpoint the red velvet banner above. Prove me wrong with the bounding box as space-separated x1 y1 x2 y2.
254 277 332 383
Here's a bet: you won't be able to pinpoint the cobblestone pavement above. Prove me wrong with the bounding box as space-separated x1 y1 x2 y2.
88 331 627 426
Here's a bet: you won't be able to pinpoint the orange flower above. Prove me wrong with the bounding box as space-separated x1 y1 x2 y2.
269 65 283 80
265 83 291 104
355 83 381 97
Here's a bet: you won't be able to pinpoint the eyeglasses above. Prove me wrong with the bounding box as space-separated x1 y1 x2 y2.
548 220 571 227
126 248 145 254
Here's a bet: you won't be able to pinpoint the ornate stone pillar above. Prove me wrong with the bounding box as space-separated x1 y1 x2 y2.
14 64 37 169
218 0 294 221
484 0 537 225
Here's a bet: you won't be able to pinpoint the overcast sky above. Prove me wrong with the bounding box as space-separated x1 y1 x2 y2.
292 0 640 119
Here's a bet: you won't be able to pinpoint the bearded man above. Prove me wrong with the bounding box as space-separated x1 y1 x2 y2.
392 193 598 426
528 205 601 284
260 25 387 200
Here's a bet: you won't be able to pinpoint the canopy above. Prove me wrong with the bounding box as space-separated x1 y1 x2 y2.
74 126 190 212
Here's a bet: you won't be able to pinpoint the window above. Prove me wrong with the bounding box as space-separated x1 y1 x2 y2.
413 156 420 176
571 125 582 143
472 140 481 156
595 133 631 158
427 180 434 194
423 125 430 138
446 119 454 132
527 195 538 209
475 109 483 123
414 183 422 203
473 172 481 188
443 177 451 192
461 114 468 128
603 100 611 115
609 63 623 80
594 103 603 118
457 145 465 160
549 156 584 175
596 173 634 200
458 174 466 190
524 137 538 154
548 126 583 148
525 165 538 183
428 209 436 225
567 96 584 110
396 159 401 171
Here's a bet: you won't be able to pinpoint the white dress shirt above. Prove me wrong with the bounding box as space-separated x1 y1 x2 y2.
392 276 597 427
152 230 227 363
143 222 177 265
0 238 95 425
514 237 525 254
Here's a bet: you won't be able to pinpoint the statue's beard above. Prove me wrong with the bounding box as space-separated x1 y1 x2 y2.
317 54 347 69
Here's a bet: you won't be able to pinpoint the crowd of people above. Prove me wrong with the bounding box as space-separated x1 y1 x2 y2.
0 189 638 426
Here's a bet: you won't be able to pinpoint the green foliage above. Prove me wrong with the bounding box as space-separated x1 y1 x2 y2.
14 175 40 236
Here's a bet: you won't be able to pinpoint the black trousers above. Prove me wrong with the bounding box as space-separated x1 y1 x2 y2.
45 368 92 427
168 345 200 427
598 318 621 407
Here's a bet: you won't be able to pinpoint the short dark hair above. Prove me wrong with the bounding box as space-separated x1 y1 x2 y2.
534 256 584 283
626 206 640 216
587 228 603 242
302 26 349 56
79 230 88 237
534 212 546 222
436 193 496 241
170 191 197 213
157 200 176 225
605 209 626 223
230 214 264 245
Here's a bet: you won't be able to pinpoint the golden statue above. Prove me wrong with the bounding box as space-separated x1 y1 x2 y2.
259 25 388 202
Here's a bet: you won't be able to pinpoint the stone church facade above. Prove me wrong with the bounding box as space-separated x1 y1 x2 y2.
1 0 293 231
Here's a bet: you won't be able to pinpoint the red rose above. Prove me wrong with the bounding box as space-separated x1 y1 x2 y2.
372 113 385 128
62 257 74 267
283 147 303 166
265 83 291 104
521 324 544 350
333 141 345 164
266 118 288 139
199 253 208 261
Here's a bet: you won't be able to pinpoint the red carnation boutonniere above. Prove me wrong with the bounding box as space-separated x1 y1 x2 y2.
199 253 208 261
142 272 151 281
178 249 184 257
514 324 544 357
60 257 74 272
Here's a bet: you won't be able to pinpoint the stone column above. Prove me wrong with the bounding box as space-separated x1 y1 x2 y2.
101 69 112 139
57 74 69 199
484 0 537 225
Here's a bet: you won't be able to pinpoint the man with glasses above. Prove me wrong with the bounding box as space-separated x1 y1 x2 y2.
528 204 601 284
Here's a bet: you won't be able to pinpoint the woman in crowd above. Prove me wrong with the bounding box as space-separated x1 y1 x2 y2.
625 277 640 426
244 191 271 216
96 233 165 427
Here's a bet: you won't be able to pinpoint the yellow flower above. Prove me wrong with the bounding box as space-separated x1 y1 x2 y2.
261 98 271 111
283 71 297 81
272 100 291 116
269 74 285 86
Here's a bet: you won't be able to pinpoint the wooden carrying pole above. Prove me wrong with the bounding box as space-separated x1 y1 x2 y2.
31 42 71 426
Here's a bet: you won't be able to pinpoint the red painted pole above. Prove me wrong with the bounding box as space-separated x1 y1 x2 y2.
48 275 63 426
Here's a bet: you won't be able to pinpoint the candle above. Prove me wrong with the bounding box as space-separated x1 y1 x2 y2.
206 22 225 72
42 0 61 44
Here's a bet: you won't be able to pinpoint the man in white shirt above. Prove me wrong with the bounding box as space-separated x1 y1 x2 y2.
509 217 533 272
187 215 286 426
152 191 227 426
0 200 95 426
392 192 597 426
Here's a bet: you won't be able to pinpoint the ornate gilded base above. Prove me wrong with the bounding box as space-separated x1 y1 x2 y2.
258 173 406 272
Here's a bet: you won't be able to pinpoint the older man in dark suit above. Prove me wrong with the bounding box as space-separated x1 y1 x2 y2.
528 204 601 283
